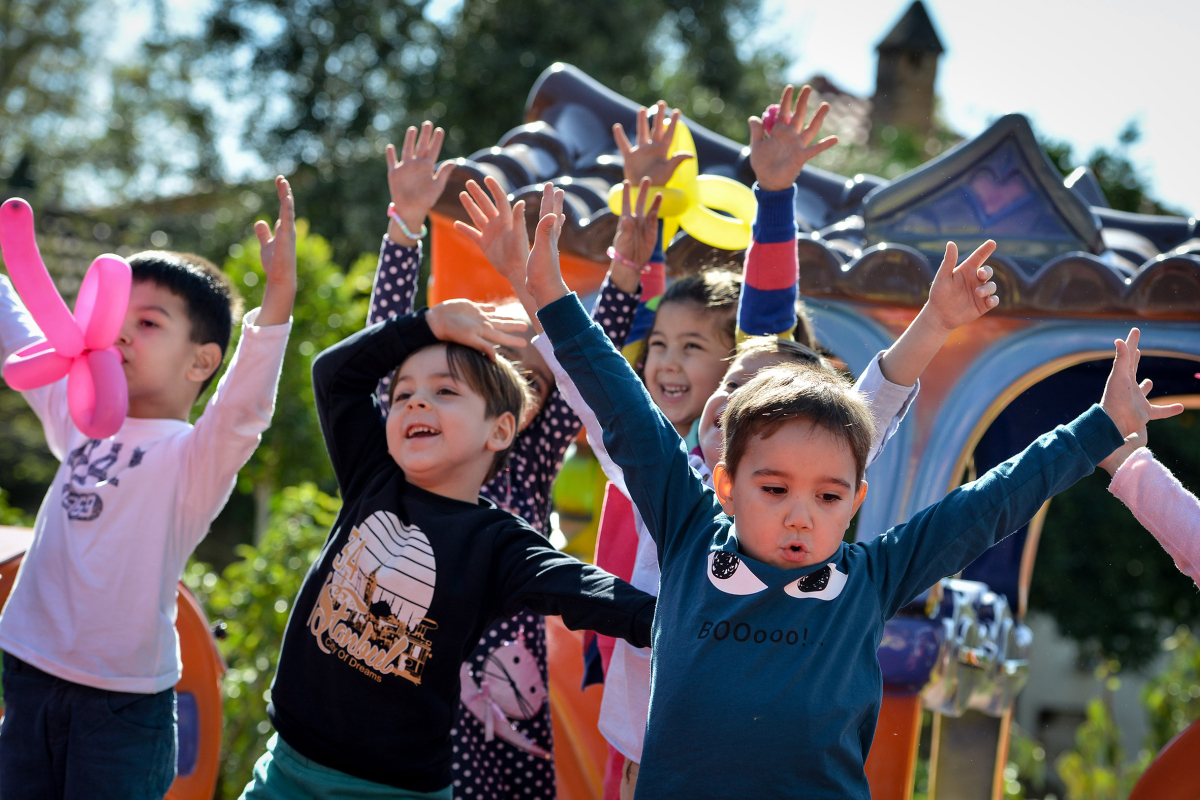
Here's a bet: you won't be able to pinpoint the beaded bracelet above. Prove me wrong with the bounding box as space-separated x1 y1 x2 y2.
607 246 652 274
387 203 428 240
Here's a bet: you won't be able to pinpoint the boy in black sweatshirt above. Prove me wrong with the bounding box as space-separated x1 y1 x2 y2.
242 299 656 799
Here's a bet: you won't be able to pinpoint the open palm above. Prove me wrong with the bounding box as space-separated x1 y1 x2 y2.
613 100 693 185
749 85 837 192
388 121 455 222
926 240 1000 331
454 177 530 283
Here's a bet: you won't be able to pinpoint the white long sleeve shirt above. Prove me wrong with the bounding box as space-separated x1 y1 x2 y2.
0 275 290 693
535 335 918 762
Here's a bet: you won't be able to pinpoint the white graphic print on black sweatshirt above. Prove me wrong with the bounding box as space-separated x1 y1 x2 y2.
308 510 438 684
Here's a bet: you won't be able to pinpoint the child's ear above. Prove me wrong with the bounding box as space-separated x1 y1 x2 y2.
713 462 736 516
850 481 869 518
485 411 517 453
187 342 224 385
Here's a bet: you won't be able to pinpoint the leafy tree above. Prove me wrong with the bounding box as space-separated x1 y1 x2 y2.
1142 625 1200 753
184 482 340 798
1042 122 1181 216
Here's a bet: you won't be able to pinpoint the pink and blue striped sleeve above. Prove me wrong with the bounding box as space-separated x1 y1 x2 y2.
737 184 797 340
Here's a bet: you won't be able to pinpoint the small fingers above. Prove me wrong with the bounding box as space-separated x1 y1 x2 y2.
613 123 633 155
636 106 650 145
802 102 831 143
647 191 664 224
459 190 490 230
1149 401 1186 420
401 126 418 161
937 241 959 278
805 135 838 159
748 117 765 146
254 219 272 245
415 121 433 157
428 126 445 161
621 179 632 217
386 143 398 171
484 175 511 216
779 85 795 125
466 179 498 217
636 176 651 218
977 281 998 298
1140 378 1154 396
651 100 667 140
452 219 484 244
791 85 811 133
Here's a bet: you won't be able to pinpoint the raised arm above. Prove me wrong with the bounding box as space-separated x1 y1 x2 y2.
738 84 836 340
369 122 455 406
868 328 1182 618
313 301 526 499
1108 446 1200 589
492 522 656 646
525 186 720 560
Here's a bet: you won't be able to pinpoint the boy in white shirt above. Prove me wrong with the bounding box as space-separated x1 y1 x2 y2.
0 177 297 800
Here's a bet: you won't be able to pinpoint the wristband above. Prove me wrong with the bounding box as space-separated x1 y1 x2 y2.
388 203 428 240
607 246 651 274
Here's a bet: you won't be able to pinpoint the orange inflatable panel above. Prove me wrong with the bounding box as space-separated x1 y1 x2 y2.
0 528 224 800
546 615 607 800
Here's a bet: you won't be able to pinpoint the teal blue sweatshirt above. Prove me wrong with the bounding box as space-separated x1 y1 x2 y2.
538 293 1123 800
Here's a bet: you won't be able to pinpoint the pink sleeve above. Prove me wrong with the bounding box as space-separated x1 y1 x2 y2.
1109 447 1200 588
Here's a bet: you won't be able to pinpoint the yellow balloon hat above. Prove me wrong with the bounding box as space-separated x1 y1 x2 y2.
607 119 757 251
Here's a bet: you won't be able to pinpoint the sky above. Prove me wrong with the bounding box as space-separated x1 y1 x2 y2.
112 0 1199 217
758 0 1200 216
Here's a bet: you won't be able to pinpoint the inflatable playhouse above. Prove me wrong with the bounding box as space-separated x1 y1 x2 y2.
420 63 1200 800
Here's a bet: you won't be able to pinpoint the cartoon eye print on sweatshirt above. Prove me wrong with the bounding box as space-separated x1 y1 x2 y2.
707 551 848 601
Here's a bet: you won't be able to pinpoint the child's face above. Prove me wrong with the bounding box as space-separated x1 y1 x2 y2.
387 345 516 499
115 280 222 419
713 418 868 570
644 301 731 436
698 350 788 475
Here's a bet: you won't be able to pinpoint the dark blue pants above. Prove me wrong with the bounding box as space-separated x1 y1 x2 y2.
0 652 177 800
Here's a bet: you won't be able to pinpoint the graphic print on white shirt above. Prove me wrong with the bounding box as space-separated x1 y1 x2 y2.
307 510 439 684
61 439 150 521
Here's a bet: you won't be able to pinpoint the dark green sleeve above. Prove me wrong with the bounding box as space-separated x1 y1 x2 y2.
492 522 656 647
863 404 1124 619
537 292 724 567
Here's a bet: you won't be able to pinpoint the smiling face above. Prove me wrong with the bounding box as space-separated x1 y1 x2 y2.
643 301 733 436
713 418 868 570
699 350 789 475
115 280 223 420
387 344 516 502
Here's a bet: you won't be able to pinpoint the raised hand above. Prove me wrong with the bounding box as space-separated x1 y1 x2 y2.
1100 328 1185 439
924 240 1000 333
387 121 456 245
525 183 569 308
613 100 693 186
613 177 664 265
454 177 530 287
748 85 838 192
426 299 528 359
255 176 297 327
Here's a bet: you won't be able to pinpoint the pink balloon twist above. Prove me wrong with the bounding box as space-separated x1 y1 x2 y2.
762 103 781 135
1 198 131 439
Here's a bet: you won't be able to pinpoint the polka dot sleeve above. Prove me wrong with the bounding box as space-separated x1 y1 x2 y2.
367 235 422 412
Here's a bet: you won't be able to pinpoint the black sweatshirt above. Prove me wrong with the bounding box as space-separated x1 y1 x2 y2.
267 310 657 791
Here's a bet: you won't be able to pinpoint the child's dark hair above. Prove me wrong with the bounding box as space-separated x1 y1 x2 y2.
658 268 741 349
388 343 534 482
722 362 873 485
128 251 242 393
731 336 833 375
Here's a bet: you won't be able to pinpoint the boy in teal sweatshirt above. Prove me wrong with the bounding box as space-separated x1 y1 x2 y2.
514 183 1175 798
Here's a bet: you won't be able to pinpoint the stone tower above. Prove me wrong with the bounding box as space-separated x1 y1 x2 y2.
871 1 944 137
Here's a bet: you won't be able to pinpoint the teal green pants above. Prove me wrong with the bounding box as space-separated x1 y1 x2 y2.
239 733 452 800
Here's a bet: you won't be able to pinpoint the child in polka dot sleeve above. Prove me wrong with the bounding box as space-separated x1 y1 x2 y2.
369 122 644 800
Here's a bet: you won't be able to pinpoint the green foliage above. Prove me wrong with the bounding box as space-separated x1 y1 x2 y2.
183 482 340 799
1004 724 1049 799
1054 690 1152 800
211 221 375 495
1142 625 1200 752
0 488 31 526
1031 412 1200 669
1041 122 1180 216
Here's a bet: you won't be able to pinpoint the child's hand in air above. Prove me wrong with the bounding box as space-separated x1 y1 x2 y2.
255 176 297 327
613 100 693 186
525 184 569 308
1100 328 1184 451
748 85 837 192
608 177 665 293
923 240 1000 334
387 121 455 246
454 177 530 292
426 299 528 360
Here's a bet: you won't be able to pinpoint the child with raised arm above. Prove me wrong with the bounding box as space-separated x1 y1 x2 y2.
534 86 998 797
367 122 643 799
519 181 1176 797
0 178 298 800
248 285 656 798
1099 329 1200 588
